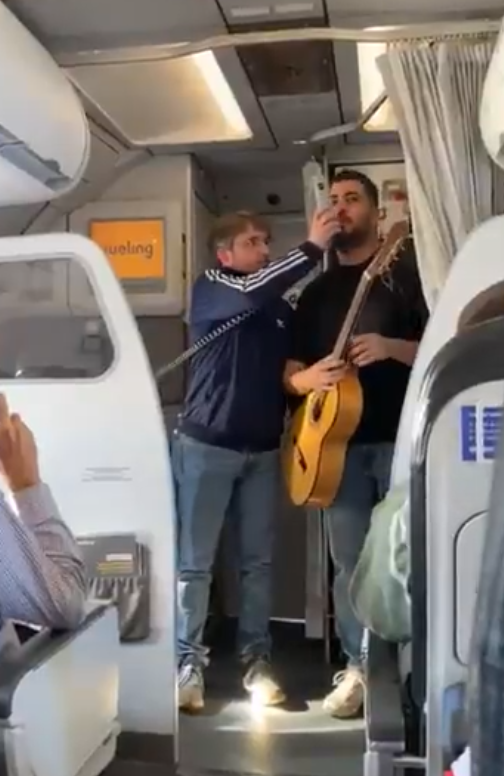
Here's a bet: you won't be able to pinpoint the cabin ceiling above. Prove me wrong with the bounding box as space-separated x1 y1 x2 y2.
3 0 503 184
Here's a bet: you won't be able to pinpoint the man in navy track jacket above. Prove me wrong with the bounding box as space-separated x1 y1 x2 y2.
172 207 339 712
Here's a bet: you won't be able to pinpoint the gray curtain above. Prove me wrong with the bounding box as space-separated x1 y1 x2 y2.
377 37 504 309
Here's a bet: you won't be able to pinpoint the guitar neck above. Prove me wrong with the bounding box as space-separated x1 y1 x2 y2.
332 271 374 359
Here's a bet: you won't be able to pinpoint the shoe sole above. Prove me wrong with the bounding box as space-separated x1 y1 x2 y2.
261 690 286 707
179 700 205 714
178 691 205 714
322 701 363 719
244 684 287 707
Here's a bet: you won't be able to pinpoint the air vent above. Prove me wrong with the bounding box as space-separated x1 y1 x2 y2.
230 17 335 97
274 2 316 13
229 6 271 17
229 2 317 16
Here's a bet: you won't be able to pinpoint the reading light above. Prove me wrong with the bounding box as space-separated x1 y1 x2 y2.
193 50 253 140
357 27 398 132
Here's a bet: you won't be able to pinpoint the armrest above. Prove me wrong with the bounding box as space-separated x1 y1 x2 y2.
365 633 405 750
0 601 115 719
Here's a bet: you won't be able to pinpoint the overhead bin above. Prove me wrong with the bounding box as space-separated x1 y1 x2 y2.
0 2 90 207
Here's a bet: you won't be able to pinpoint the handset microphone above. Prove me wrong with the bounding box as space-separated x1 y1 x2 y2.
302 159 331 271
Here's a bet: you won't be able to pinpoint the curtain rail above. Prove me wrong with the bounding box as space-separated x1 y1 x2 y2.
57 20 501 68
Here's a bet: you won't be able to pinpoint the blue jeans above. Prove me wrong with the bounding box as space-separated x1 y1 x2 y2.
324 442 394 666
171 431 279 668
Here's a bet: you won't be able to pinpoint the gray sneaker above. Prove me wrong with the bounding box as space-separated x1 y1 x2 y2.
243 657 286 706
178 663 204 713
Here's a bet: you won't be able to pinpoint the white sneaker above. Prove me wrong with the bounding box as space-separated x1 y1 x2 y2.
322 666 365 718
243 658 286 706
178 663 204 713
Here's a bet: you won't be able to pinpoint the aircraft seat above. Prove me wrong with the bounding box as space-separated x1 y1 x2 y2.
364 314 504 775
365 317 504 776
365 212 504 776
364 635 406 774
0 601 120 776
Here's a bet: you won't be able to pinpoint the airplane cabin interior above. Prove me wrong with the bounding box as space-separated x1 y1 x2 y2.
1 0 504 775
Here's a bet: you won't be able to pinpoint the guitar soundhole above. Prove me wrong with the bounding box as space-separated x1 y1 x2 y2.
310 396 323 423
293 435 307 472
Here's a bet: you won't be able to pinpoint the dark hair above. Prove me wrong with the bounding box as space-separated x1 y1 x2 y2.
331 168 379 207
207 211 271 254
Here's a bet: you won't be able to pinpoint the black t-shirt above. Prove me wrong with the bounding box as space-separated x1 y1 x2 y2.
289 241 429 444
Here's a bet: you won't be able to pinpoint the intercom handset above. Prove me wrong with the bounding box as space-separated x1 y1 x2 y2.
313 176 331 210
302 159 330 225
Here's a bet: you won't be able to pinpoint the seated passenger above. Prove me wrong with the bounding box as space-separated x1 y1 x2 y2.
0 393 86 629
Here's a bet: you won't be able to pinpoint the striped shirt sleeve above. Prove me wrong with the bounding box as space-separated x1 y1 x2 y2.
191 241 324 325
0 483 86 629
205 244 318 293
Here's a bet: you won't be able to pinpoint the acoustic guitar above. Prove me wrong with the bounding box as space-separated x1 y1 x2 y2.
282 220 410 508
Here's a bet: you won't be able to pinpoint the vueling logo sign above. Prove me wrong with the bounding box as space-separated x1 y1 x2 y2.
103 240 154 261
90 218 165 280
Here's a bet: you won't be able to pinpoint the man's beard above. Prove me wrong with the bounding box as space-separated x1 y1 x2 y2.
330 226 370 252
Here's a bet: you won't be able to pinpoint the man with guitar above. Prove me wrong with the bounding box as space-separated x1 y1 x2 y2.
173 208 340 713
283 169 429 719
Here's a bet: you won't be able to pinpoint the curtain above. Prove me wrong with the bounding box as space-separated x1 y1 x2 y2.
377 37 504 309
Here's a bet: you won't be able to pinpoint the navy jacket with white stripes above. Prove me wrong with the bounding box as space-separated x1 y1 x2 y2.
179 241 324 453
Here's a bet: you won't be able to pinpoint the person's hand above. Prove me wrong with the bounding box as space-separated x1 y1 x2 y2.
348 334 390 368
0 394 39 492
294 356 348 393
308 207 339 250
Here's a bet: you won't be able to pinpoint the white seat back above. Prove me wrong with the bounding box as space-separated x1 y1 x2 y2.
5 604 120 776
409 316 504 774
0 233 177 739
393 214 504 486
424 384 500 771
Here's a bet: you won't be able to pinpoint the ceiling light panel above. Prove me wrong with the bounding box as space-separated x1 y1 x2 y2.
66 54 252 146
357 40 397 132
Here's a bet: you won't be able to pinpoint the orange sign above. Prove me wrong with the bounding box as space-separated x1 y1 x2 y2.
89 218 165 280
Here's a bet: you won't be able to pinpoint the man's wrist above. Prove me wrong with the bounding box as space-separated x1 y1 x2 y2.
288 370 311 395
383 337 418 366
10 476 40 493
382 337 395 359
306 237 326 251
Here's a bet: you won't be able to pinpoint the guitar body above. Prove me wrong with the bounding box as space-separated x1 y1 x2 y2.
282 371 363 508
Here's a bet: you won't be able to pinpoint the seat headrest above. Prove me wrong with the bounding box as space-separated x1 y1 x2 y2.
480 19 504 171
458 281 504 331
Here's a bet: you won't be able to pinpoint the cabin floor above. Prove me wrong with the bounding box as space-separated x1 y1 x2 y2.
178 620 365 776
106 621 365 776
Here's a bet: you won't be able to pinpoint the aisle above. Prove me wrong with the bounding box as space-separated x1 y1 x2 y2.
178 621 365 776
